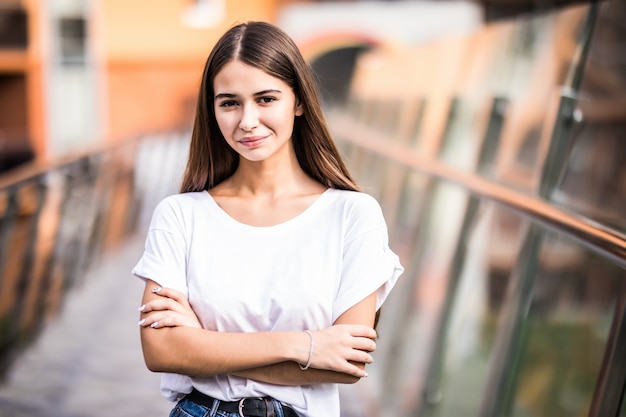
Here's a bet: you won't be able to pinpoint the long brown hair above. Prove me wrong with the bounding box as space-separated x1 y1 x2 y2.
179 21 359 193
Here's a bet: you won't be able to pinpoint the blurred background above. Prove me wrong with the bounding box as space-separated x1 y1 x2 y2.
0 0 624 416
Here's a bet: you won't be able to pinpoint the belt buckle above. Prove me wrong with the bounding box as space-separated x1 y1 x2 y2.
238 397 266 417
238 398 246 417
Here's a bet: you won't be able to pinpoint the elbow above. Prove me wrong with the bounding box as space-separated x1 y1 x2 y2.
143 351 168 373
140 329 177 373
342 362 368 384
336 371 362 384
140 327 208 376
144 359 160 373
142 344 170 373
343 376 361 384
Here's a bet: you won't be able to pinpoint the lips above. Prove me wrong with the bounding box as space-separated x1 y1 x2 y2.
238 135 268 147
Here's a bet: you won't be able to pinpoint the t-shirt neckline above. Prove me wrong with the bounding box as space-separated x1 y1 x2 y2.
203 188 335 231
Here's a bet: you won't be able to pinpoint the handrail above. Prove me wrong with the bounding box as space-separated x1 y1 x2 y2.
0 130 189 380
0 140 135 191
329 112 626 268
0 136 145 378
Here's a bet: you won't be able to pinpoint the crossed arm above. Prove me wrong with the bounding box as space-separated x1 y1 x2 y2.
138 279 378 385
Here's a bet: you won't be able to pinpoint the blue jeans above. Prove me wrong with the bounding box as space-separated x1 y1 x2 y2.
169 398 295 417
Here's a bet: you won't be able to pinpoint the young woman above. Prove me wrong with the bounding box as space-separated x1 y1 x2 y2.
133 21 403 417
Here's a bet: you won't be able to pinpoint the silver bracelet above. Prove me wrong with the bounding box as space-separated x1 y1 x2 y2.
299 330 314 371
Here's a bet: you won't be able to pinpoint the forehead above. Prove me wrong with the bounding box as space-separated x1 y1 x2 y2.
213 60 291 94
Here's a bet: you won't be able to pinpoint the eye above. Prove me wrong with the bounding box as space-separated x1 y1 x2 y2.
258 96 277 104
218 100 238 108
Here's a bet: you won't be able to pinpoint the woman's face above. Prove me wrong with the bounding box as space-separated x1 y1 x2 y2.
213 60 303 163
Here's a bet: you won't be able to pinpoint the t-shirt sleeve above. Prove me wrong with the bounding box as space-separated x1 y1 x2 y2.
131 197 188 296
333 194 404 323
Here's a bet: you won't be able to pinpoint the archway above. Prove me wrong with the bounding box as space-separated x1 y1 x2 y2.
310 45 372 107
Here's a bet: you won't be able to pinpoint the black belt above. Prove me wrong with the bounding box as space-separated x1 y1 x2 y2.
185 388 299 417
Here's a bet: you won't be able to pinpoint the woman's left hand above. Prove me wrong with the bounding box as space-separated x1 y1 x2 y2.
138 286 202 329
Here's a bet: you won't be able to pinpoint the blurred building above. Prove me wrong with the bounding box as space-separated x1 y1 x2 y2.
1 0 608 175
0 0 278 173
0 0 37 172
0 0 487 175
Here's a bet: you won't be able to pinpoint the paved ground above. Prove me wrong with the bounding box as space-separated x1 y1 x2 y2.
0 234 173 417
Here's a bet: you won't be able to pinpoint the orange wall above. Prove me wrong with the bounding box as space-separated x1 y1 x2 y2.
98 0 278 142
19 0 47 159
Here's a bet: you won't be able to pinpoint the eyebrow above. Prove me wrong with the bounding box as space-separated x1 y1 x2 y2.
214 89 283 100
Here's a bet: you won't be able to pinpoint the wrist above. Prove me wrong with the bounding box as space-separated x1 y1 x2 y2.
284 330 313 365
299 330 314 370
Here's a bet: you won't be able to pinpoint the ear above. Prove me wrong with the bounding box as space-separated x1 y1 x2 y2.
295 99 304 117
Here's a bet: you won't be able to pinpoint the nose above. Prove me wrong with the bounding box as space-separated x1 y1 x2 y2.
239 103 259 132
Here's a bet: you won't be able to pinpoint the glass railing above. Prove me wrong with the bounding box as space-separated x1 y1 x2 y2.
0 144 135 376
331 1 626 416
0 132 188 378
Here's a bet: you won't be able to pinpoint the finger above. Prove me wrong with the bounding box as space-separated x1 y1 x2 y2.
354 337 376 353
151 286 189 305
138 315 156 327
139 298 185 314
139 304 202 328
344 361 369 378
145 317 173 329
349 350 374 364
138 312 186 328
138 310 170 327
348 325 377 339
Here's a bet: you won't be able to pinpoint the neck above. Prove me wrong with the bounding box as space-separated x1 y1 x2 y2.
229 150 317 198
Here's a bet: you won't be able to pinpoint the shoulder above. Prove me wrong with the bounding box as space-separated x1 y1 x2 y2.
324 189 389 242
155 191 209 212
328 189 383 215
150 192 210 226
326 189 386 230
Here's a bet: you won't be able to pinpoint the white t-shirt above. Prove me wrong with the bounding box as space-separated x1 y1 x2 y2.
132 188 403 417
